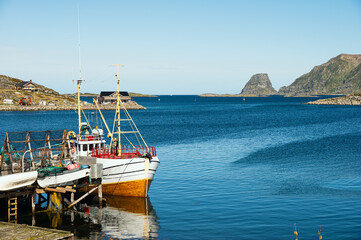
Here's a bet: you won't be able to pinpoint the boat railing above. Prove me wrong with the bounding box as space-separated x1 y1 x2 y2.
79 135 103 142
91 145 157 159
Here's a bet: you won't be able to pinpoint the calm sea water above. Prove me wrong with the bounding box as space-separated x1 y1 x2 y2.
0 95 361 239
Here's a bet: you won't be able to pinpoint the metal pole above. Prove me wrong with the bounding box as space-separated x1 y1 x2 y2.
22 150 31 173
78 81 81 138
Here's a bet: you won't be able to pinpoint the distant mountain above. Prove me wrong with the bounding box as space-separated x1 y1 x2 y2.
279 54 361 96
240 73 277 96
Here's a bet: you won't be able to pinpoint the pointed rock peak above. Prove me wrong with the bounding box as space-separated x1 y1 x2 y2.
240 73 277 96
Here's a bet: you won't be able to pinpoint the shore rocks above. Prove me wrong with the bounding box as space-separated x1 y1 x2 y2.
0 101 146 111
306 94 361 105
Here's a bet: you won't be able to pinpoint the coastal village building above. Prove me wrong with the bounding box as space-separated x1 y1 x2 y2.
3 99 13 104
97 91 132 104
15 80 38 92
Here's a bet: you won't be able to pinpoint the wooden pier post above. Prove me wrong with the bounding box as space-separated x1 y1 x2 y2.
31 191 36 214
98 184 103 206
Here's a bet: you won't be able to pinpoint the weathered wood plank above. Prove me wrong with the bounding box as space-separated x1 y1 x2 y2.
44 187 66 193
0 222 73 240
56 187 76 193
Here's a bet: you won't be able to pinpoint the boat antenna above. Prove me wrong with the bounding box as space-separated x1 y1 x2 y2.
74 4 85 138
77 4 83 80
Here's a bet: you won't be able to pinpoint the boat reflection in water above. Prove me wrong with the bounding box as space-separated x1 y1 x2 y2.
88 195 159 239
17 195 159 239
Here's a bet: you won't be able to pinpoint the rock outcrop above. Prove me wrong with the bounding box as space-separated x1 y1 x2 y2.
306 94 361 105
240 73 277 96
279 54 361 96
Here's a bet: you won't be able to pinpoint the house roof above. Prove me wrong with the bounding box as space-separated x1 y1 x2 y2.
16 80 37 88
100 91 129 97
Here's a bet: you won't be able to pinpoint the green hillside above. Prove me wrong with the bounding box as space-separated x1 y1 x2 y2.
279 54 361 96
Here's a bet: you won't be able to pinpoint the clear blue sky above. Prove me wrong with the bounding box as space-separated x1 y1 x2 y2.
0 0 360 94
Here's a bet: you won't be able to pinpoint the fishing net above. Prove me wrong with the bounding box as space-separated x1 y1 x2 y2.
1 129 70 172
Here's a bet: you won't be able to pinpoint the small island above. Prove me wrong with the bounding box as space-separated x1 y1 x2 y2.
64 92 157 98
199 73 278 97
0 75 146 111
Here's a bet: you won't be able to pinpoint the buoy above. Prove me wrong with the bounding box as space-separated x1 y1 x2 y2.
318 226 322 240
294 223 298 240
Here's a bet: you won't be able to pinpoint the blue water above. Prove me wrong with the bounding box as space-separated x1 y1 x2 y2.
1 95 361 239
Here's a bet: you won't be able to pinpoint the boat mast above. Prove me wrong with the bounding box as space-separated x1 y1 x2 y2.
76 79 84 138
112 64 124 156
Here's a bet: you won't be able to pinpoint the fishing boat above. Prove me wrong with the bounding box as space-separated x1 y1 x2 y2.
73 65 160 197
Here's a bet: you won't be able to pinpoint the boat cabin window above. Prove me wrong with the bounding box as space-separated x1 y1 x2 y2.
83 144 88 151
101 143 105 148
89 144 93 151
78 143 81 151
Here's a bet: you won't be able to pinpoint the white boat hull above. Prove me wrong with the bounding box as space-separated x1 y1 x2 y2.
99 156 159 184
37 168 90 188
0 171 38 191
83 156 160 197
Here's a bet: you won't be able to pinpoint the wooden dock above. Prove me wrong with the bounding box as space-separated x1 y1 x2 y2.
0 221 73 239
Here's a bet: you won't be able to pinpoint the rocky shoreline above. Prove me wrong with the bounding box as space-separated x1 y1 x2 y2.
306 94 361 105
198 93 261 97
0 101 146 111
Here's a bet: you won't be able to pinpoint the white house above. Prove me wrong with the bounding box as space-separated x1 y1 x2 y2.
3 99 13 104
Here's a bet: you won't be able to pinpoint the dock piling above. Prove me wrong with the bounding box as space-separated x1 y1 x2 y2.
31 191 36 214
98 184 103 206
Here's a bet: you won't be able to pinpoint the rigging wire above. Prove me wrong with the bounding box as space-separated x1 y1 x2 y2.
125 113 142 146
121 101 148 149
81 109 93 133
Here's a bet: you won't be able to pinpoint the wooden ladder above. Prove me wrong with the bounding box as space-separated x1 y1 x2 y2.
8 197 17 223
